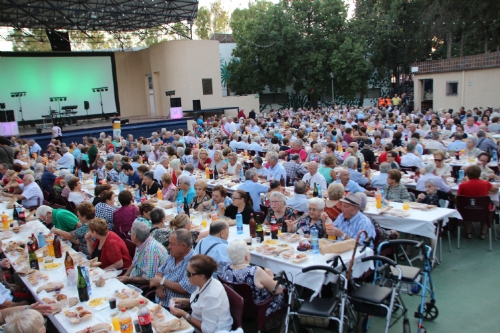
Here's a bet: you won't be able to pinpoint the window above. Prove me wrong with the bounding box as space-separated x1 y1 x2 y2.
446 82 458 96
202 79 213 95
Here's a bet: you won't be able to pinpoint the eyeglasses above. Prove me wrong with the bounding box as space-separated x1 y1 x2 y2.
434 159 442 162
186 270 201 278
270 201 282 204
232 197 242 200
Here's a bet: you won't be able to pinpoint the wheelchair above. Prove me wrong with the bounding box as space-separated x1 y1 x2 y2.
376 240 438 333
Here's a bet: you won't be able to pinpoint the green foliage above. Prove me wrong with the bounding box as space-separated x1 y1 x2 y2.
8 29 52 52
279 92 310 111
195 0 230 40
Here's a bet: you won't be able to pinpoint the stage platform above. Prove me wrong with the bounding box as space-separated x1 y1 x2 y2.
19 115 191 148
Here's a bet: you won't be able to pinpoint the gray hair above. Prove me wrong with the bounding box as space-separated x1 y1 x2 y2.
131 221 150 242
159 155 169 164
47 162 56 169
467 137 478 145
209 220 229 236
170 159 181 170
36 205 53 219
227 239 249 265
270 191 287 204
59 169 70 178
424 162 436 174
477 130 486 138
379 162 391 173
178 174 192 187
176 147 185 156
345 156 357 169
143 171 154 180
431 132 440 140
65 174 76 184
150 207 165 225
184 163 194 172
34 163 44 173
173 229 193 247
4 309 45 333
355 192 368 212
267 152 279 162
307 197 325 210
406 143 416 152
290 154 300 161
425 178 442 187
245 169 256 180
294 180 307 194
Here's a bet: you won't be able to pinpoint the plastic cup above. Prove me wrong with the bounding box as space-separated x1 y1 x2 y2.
244 238 252 246
110 312 120 331
109 297 116 309
403 201 410 211
36 252 43 263
253 237 261 244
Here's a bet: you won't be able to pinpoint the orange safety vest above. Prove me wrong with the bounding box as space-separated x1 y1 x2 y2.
378 97 385 107
385 98 392 106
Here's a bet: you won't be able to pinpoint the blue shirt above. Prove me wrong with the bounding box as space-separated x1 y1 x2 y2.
347 168 368 186
370 173 388 188
333 180 366 194
131 162 141 171
194 236 230 278
447 140 466 151
238 180 269 212
127 171 142 187
333 211 376 247
29 143 42 156
40 170 56 193
163 136 175 144
176 186 196 205
266 163 287 182
72 148 82 161
119 171 129 184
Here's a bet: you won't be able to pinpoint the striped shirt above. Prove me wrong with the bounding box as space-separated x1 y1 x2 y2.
130 237 168 280
156 249 197 307
333 211 376 247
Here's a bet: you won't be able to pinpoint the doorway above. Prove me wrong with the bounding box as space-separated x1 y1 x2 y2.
147 74 155 115
152 72 163 117
420 79 433 111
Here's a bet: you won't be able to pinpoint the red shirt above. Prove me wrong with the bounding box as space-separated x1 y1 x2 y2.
285 148 307 162
198 158 212 170
92 231 132 270
457 179 492 197
378 152 402 165
343 134 354 144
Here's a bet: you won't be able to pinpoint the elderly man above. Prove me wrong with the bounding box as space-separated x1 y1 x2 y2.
252 156 268 179
441 122 455 139
194 220 230 277
27 139 42 157
487 117 500 134
409 137 423 156
93 157 106 179
326 193 376 245
266 152 287 182
130 155 141 171
118 222 168 286
464 117 479 134
283 154 307 180
401 143 425 169
154 156 169 183
122 163 141 187
343 142 364 166
128 143 138 157
302 161 327 191
249 120 260 133
229 135 239 151
36 205 80 231
56 147 75 170
4 174 43 208
150 229 197 307
386 151 400 170
286 180 308 212
371 162 391 188
416 163 451 193
238 169 269 212
180 163 197 187
344 156 371 187
163 131 174 144
150 132 161 143
476 130 497 155
334 169 372 195
282 140 307 162
447 133 467 152
40 163 57 193
425 132 446 151
116 160 129 184
248 136 263 152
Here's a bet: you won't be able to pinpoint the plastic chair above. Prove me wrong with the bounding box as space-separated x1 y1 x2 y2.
223 284 244 330
219 276 286 333
124 239 137 258
456 196 495 251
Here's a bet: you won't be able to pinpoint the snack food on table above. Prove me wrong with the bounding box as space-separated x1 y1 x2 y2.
291 253 308 263
297 240 312 252
262 239 279 245
64 308 93 324
17 268 37 276
95 276 106 287
55 293 68 301
152 317 190 333
41 297 57 304
76 323 113 333
117 298 149 309
36 281 64 294
43 262 62 270
88 297 108 307
114 288 140 299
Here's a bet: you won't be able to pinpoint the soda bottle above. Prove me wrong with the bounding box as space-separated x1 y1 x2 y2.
1 212 8 230
236 212 243 234
249 213 257 238
28 241 39 270
47 239 55 257
31 233 38 251
18 206 26 224
53 235 62 258
270 216 278 239
205 166 210 179
64 251 74 276
137 300 153 333
119 308 133 333
280 175 285 187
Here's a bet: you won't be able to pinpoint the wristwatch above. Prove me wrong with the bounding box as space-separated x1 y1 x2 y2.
185 314 191 322
338 233 346 241
160 277 165 286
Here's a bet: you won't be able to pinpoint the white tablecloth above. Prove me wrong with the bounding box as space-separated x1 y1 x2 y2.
363 201 462 239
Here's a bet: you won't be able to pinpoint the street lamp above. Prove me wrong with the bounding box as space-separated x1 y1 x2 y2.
329 72 335 105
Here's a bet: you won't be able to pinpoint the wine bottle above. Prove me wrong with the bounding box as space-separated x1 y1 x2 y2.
31 233 38 251
183 197 190 216
280 175 285 187
255 215 264 242
312 182 318 197
64 251 74 277
213 165 219 180
28 241 39 270
77 266 89 302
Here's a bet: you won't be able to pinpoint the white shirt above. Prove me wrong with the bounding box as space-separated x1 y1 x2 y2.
154 164 168 183
416 173 451 192
424 140 447 151
400 153 425 169
57 152 75 170
68 191 86 205
249 125 260 133
190 278 233 333
286 194 308 212
52 126 62 137
224 122 235 134
302 172 327 191
0 283 13 305
248 142 263 152
20 182 43 207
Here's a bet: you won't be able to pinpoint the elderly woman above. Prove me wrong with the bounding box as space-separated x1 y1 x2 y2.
190 180 211 210
372 135 384 151
160 173 176 202
170 159 183 187
33 163 45 181
263 192 295 232
319 154 338 184
457 165 499 239
116 139 130 155
3 309 49 333
324 183 345 220
2 170 22 194
197 148 212 170
141 171 161 195
220 240 284 317
95 190 116 230
52 202 95 257
433 151 452 177
220 190 255 225
169 214 205 246
476 152 499 181
464 137 483 159
134 202 155 228
382 169 412 203
148 207 173 248
221 152 242 175
175 174 196 204
84 218 132 270
210 150 227 170
416 178 449 206
103 161 119 183
307 143 324 163
166 146 178 162
199 185 232 212
169 254 233 333
288 198 331 238
68 177 89 206
113 190 139 239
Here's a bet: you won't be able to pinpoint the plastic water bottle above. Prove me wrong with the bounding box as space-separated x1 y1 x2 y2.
317 184 322 198
493 150 498 163
458 169 465 181
93 172 98 185
78 169 82 181
176 199 183 215
311 226 319 254
37 232 46 247
380 188 386 207
236 212 243 234
135 189 141 202
119 182 124 193
239 168 244 182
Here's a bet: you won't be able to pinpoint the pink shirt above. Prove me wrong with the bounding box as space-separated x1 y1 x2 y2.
285 148 307 162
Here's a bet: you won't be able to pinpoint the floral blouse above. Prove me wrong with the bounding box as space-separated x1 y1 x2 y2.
295 215 326 238
382 183 412 203
264 207 296 233
70 223 89 257
190 194 211 210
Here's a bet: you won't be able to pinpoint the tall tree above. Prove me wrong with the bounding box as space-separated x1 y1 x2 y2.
194 0 229 40
8 28 52 51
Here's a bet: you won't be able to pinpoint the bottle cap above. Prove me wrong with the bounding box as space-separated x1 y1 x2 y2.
121 308 127 312
139 300 144 304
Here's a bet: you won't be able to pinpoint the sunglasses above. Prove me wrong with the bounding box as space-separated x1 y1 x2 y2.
186 270 201 278
434 159 442 162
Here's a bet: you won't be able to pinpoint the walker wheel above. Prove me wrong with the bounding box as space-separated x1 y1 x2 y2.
356 313 368 333
422 302 439 320
403 319 411 333
420 328 426 333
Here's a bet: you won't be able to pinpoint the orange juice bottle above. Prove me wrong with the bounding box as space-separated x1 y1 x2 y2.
375 191 382 209
2 212 8 230
205 167 210 179
47 239 55 257
362 162 367 172
157 189 163 201
119 308 133 333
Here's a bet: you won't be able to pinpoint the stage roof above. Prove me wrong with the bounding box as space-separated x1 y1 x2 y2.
0 0 198 32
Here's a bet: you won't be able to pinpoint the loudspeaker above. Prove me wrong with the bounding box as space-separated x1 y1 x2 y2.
193 100 201 111
121 119 129 125
170 98 182 108
45 29 71 51
84 101 89 110
0 110 15 122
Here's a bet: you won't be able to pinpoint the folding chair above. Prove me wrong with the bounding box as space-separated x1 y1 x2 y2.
456 196 495 251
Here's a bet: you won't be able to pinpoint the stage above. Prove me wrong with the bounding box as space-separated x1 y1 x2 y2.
19 115 191 148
